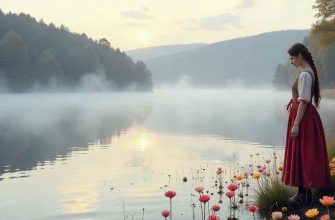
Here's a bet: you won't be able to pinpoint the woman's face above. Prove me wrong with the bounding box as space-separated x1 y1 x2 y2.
288 54 302 68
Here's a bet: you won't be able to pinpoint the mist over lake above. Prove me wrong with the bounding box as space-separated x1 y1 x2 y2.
0 89 334 219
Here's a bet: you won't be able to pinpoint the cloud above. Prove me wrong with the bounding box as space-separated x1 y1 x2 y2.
183 13 241 31
234 0 255 9
121 7 152 20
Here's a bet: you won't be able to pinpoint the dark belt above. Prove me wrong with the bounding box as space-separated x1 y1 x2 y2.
285 99 293 112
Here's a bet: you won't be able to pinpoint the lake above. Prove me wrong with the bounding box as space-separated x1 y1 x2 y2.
0 89 334 220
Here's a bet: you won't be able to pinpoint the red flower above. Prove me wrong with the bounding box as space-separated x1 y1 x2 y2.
248 205 257 213
199 194 210 203
211 204 220 212
225 191 235 198
161 210 170 217
164 191 176 198
208 214 220 220
320 214 330 220
227 184 239 191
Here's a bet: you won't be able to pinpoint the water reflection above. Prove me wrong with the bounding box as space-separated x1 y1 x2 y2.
0 90 334 220
0 93 150 178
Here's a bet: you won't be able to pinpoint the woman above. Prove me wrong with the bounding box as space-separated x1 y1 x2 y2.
282 43 330 206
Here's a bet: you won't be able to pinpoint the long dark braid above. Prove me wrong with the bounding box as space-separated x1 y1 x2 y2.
305 51 321 108
288 43 321 108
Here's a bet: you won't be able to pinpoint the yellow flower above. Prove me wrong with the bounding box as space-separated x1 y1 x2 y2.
305 208 319 218
236 175 243 181
253 172 261 179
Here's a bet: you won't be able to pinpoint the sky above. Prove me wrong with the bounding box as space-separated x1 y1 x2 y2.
1 0 316 50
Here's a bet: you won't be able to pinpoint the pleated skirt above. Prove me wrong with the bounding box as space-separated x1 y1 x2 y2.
282 100 331 188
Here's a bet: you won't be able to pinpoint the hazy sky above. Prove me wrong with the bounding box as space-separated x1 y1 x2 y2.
1 0 316 50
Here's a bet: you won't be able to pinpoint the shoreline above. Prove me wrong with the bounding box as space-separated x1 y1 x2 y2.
322 89 335 100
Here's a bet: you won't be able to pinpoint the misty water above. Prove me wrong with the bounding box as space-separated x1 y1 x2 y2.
0 89 334 220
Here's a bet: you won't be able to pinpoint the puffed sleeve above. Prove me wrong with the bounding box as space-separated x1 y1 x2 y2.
298 72 313 102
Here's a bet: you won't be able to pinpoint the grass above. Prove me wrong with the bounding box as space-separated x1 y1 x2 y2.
327 139 335 161
255 178 294 213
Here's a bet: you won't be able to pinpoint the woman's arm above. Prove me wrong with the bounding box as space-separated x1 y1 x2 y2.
291 100 308 138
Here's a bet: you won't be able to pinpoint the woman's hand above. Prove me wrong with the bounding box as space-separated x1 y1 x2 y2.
291 124 299 138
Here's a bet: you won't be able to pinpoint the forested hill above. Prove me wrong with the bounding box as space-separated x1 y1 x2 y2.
143 30 309 87
0 10 153 92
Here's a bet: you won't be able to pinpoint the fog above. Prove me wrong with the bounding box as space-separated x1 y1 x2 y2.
1 88 334 176
1 88 335 219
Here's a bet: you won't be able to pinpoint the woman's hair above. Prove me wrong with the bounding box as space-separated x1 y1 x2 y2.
288 43 321 108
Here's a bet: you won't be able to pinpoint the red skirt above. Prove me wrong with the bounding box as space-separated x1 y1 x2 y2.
282 99 331 188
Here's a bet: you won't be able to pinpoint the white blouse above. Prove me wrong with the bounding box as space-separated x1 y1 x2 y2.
298 71 314 102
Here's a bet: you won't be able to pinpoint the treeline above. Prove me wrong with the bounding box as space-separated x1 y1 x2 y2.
273 0 335 90
0 10 153 92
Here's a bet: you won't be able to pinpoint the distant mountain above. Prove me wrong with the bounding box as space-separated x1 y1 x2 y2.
126 43 206 61
144 30 309 87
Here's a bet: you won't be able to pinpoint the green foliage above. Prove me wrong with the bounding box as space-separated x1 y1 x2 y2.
313 0 335 20
328 138 335 160
0 10 153 92
312 17 335 47
255 178 293 212
312 0 335 47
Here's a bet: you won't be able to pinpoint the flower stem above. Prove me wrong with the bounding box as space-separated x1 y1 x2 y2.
170 198 172 220
203 204 206 220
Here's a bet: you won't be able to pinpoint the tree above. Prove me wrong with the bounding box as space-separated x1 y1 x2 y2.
0 11 152 91
98 38 111 48
0 31 30 91
312 0 335 46
34 50 63 84
312 19 335 46
0 31 28 68
313 0 335 20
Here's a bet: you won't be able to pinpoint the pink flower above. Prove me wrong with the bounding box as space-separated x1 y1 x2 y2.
195 186 204 193
164 191 176 198
288 215 300 220
208 214 220 220
320 214 330 220
161 210 170 217
225 191 235 198
271 211 283 220
265 159 271 164
258 167 264 173
199 194 210 203
319 196 335 206
211 204 220 212
248 205 257 213
227 184 239 191
216 167 223 175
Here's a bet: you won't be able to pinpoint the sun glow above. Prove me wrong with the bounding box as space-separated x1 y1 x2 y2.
139 133 148 151
138 29 152 44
